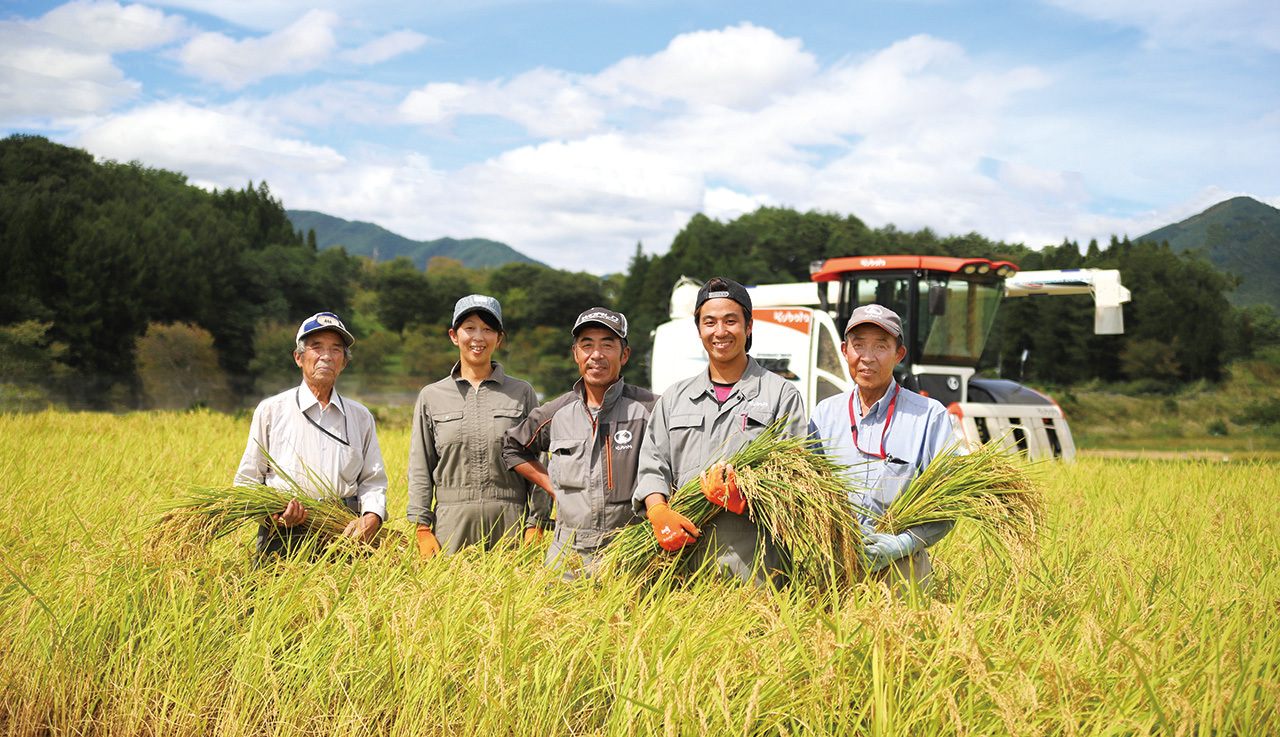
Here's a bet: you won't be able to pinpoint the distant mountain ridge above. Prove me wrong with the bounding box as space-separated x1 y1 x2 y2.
286 210 544 270
1136 196 1280 310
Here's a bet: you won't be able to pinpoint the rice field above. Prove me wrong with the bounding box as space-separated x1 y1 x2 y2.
1 410 1277 735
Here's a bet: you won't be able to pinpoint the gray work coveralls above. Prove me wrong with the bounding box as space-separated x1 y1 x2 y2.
631 357 808 586
503 377 658 577
406 362 552 554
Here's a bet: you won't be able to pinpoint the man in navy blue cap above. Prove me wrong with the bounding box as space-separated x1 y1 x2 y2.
235 312 388 558
632 277 807 587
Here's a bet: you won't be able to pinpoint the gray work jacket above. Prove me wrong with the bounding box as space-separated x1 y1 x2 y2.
406 363 551 550
503 377 658 553
631 357 808 585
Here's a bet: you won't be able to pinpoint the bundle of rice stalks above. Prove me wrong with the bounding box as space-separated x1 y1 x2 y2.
162 482 360 540
596 420 863 589
875 439 1045 563
157 447 402 550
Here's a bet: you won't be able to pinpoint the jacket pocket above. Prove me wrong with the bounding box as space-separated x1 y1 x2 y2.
489 405 529 462
491 405 527 431
667 413 706 487
603 418 646 503
431 410 466 449
548 436 588 493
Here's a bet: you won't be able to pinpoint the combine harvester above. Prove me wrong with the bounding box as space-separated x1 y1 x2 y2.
650 256 1131 461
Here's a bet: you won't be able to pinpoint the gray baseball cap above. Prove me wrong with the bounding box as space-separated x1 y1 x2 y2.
452 294 503 330
844 304 902 337
573 307 628 340
296 312 355 346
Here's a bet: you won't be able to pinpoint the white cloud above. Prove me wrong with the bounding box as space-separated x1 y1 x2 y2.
0 1 186 121
256 82 404 127
1041 0 1280 52
591 22 819 109
339 29 430 65
177 9 340 89
139 0 533 32
400 69 607 138
73 101 347 184
27 0 188 51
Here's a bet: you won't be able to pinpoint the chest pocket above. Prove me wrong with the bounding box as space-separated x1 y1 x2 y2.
667 413 705 487
490 406 527 456
431 410 466 450
741 408 775 432
548 436 589 493
870 460 911 512
602 418 646 503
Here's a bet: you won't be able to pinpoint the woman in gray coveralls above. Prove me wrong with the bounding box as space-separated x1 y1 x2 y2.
406 294 551 557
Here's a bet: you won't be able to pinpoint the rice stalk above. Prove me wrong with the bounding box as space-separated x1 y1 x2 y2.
596 420 863 589
876 439 1045 564
156 444 402 548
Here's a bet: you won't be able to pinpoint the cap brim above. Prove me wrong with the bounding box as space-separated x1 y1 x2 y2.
844 318 901 337
299 326 355 346
453 307 503 329
572 320 626 340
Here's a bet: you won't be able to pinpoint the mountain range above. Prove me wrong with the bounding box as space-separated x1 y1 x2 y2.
1136 196 1280 309
285 210 544 270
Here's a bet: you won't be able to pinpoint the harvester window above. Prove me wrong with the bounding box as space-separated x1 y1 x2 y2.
853 278 912 323
816 322 843 377
920 280 1002 365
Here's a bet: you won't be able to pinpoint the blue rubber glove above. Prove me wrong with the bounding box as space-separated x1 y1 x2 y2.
863 532 924 573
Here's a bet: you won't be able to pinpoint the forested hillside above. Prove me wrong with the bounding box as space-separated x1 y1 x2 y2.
286 209 544 270
1136 196 1280 310
0 135 356 405
2 135 1275 412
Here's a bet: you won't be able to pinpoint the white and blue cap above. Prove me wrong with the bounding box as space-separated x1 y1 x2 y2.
296 311 355 346
452 294 503 330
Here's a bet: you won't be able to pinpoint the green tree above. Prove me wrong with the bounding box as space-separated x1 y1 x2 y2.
136 323 231 410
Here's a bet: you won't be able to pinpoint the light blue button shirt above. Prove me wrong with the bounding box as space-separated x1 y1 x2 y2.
808 382 962 547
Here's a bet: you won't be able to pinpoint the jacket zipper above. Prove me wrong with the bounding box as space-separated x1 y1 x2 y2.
605 434 614 491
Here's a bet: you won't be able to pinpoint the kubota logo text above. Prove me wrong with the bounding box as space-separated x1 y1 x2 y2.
860 258 887 267
770 311 811 324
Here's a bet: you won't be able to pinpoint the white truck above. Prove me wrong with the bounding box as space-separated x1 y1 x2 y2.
650 256 1131 461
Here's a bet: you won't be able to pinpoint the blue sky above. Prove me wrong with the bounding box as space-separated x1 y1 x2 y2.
3 0 1277 272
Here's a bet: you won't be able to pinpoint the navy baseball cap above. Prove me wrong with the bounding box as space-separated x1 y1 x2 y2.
452 294 503 330
296 312 355 347
694 277 752 317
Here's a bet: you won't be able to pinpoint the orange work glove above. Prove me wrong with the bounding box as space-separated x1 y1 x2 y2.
523 526 544 546
700 462 746 514
415 524 442 559
648 502 699 552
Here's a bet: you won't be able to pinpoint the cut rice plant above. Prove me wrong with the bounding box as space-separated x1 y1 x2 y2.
596 420 863 589
875 438 1045 564
157 444 400 549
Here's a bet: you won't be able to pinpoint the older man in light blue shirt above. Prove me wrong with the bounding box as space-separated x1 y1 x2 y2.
808 304 963 594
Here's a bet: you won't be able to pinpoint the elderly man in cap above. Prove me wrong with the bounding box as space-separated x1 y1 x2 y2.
503 307 658 578
808 304 963 595
632 277 807 587
235 312 388 558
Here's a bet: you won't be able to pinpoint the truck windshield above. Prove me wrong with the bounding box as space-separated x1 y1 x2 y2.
918 279 1003 365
